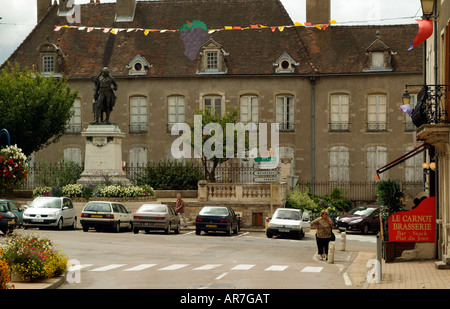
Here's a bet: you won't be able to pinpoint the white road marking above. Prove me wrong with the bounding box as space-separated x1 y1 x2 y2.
265 265 289 271
231 264 255 270
90 264 127 272
158 264 189 271
343 272 352 286
215 272 228 280
68 264 93 272
301 266 323 273
124 264 157 271
193 264 223 270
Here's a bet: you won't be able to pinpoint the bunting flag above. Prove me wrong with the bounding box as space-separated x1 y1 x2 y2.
53 20 338 35
400 104 412 116
408 19 433 51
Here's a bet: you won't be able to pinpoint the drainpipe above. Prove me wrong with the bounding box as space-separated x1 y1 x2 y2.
309 76 316 194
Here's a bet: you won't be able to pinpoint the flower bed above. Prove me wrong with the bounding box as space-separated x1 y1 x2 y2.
33 183 155 199
0 232 68 282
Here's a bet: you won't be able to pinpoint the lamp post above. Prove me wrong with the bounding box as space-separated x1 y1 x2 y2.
420 0 436 19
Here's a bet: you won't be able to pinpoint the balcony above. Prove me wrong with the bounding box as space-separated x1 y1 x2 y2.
408 85 448 127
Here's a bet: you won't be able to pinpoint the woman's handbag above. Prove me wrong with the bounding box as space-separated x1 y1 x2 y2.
330 231 336 241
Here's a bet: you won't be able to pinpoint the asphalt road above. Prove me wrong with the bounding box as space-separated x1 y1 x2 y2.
6 227 377 290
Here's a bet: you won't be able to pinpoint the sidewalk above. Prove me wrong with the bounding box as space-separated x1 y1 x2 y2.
344 249 450 289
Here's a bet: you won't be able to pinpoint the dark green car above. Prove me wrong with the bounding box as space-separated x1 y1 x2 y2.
0 199 23 228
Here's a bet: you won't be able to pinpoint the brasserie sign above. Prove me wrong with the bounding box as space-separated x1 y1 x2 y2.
388 197 435 242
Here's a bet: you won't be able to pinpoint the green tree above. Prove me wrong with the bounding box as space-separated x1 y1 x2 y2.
0 63 78 156
189 106 250 182
376 179 404 216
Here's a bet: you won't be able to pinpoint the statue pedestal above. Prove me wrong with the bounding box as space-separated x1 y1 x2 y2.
77 124 131 186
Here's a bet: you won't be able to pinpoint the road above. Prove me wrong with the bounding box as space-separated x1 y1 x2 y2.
11 227 377 291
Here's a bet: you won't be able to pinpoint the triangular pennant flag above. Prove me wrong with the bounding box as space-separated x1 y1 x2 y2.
110 28 118 34
250 24 259 29
329 20 337 24
314 24 322 30
87 27 94 32
54 26 62 31
294 22 303 27
409 19 433 51
144 29 151 35
224 26 233 30
103 28 110 33
278 26 285 32
271 26 276 32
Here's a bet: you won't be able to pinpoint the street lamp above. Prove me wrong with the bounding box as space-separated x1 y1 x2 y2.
420 0 436 19
401 88 411 106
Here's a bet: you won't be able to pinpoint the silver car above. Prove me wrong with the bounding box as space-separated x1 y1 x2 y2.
80 201 133 233
23 196 77 230
133 204 180 234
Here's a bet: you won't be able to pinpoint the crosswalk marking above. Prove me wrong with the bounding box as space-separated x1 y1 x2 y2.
90 264 127 272
265 265 289 271
124 264 157 271
158 264 189 271
74 263 324 273
193 264 222 270
301 266 323 273
231 264 255 270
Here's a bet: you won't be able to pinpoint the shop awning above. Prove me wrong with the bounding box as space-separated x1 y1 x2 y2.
375 143 431 180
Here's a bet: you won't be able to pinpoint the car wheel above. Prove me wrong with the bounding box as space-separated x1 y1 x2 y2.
266 231 273 238
114 221 121 233
298 229 305 240
71 218 77 230
82 225 89 232
166 223 171 235
175 223 180 234
361 224 369 235
57 218 63 230
233 224 238 234
226 225 232 236
196 228 201 235
133 227 139 234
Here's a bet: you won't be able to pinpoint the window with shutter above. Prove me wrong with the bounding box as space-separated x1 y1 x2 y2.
130 96 148 133
240 95 258 124
203 95 223 116
329 146 349 182
276 95 294 131
168 96 185 131
367 94 387 131
67 98 82 133
366 146 387 181
330 94 349 131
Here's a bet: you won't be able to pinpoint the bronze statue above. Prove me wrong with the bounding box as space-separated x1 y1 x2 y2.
92 67 118 124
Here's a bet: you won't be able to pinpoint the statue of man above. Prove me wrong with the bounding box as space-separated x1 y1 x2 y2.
93 67 118 123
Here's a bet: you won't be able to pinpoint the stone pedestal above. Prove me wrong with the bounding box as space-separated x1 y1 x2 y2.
77 124 131 185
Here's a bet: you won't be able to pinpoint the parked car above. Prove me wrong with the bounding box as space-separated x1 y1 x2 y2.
133 204 180 234
80 201 133 232
0 199 23 227
266 208 311 239
23 196 77 230
0 201 18 235
335 205 381 234
195 205 240 236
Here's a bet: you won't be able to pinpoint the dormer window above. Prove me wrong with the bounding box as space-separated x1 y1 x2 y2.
127 55 151 75
363 31 395 72
197 38 228 74
37 41 65 77
273 52 299 73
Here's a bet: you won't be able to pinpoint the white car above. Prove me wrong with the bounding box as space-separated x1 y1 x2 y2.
266 208 311 239
80 201 133 232
23 196 77 230
133 204 181 234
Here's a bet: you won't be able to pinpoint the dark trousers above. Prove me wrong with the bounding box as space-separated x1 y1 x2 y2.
316 236 331 255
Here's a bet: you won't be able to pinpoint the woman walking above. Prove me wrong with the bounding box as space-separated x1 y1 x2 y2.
311 209 334 260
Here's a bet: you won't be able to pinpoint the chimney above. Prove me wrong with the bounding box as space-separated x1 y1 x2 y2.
115 0 137 22
36 0 52 22
306 0 331 24
57 0 72 16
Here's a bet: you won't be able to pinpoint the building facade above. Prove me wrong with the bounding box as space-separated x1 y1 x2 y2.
416 0 450 267
3 0 423 190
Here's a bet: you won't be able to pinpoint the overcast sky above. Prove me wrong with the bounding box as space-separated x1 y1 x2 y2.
0 0 422 65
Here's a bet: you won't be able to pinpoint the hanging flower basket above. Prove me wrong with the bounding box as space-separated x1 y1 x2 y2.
0 145 28 194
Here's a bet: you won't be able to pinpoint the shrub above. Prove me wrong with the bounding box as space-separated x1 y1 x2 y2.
33 184 155 198
0 144 28 194
286 186 319 212
1 232 68 282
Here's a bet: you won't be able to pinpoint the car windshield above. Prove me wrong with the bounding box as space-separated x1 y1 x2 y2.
273 209 301 220
138 205 167 213
348 207 376 216
0 202 9 212
84 202 111 212
29 197 61 209
199 206 229 216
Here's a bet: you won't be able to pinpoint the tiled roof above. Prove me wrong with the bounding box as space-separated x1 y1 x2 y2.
3 0 422 78
299 24 423 74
